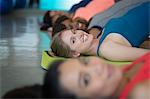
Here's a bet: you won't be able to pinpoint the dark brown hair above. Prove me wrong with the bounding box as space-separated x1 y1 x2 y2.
52 15 69 37
51 32 73 57
43 60 76 98
40 11 52 31
3 85 42 98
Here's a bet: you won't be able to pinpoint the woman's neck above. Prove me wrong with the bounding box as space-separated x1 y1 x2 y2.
84 39 99 55
113 62 143 97
88 27 102 39
113 73 130 97
84 28 104 56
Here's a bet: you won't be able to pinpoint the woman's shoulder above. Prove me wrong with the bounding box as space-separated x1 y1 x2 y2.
105 18 123 25
128 80 150 99
102 32 131 46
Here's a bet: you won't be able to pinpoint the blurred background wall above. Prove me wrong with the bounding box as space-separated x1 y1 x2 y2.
0 0 82 14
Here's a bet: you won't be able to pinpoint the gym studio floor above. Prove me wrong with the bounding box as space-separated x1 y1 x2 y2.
0 9 49 96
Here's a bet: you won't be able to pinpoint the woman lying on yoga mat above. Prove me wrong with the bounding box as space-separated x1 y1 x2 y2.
51 2 149 61
40 11 73 31
40 0 122 37
40 11 88 38
43 52 150 99
51 15 88 37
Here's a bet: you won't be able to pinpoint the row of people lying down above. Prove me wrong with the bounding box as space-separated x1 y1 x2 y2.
40 0 119 32
50 2 149 61
3 52 150 99
40 0 148 37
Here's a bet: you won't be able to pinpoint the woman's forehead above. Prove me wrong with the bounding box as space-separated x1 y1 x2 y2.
59 59 80 94
60 29 72 37
58 59 81 76
60 59 79 68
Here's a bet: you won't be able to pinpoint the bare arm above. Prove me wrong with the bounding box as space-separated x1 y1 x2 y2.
99 40 149 61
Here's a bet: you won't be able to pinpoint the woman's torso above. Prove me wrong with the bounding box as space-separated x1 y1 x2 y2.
97 2 149 56
119 52 150 99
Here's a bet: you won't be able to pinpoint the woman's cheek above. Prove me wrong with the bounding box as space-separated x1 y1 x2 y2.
90 82 104 96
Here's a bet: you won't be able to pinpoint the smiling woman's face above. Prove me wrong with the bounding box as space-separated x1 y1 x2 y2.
58 57 122 98
61 18 87 30
60 29 94 53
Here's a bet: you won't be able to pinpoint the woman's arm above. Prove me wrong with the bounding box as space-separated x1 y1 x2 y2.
99 40 149 61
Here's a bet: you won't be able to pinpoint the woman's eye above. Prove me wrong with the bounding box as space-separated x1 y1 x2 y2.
73 30 76 34
72 38 76 44
72 40 75 44
84 58 89 64
71 29 76 34
84 74 90 86
79 57 89 65
83 57 89 64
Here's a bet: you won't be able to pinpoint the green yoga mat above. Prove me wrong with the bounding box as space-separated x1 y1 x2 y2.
41 51 131 70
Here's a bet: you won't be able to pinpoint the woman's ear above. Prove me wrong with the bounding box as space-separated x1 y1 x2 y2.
48 27 53 37
72 51 80 57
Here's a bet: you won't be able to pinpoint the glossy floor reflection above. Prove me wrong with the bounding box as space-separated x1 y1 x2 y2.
0 10 49 97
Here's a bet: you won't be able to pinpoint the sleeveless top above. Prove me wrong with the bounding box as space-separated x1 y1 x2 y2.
97 2 149 56
73 0 115 21
119 52 150 99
